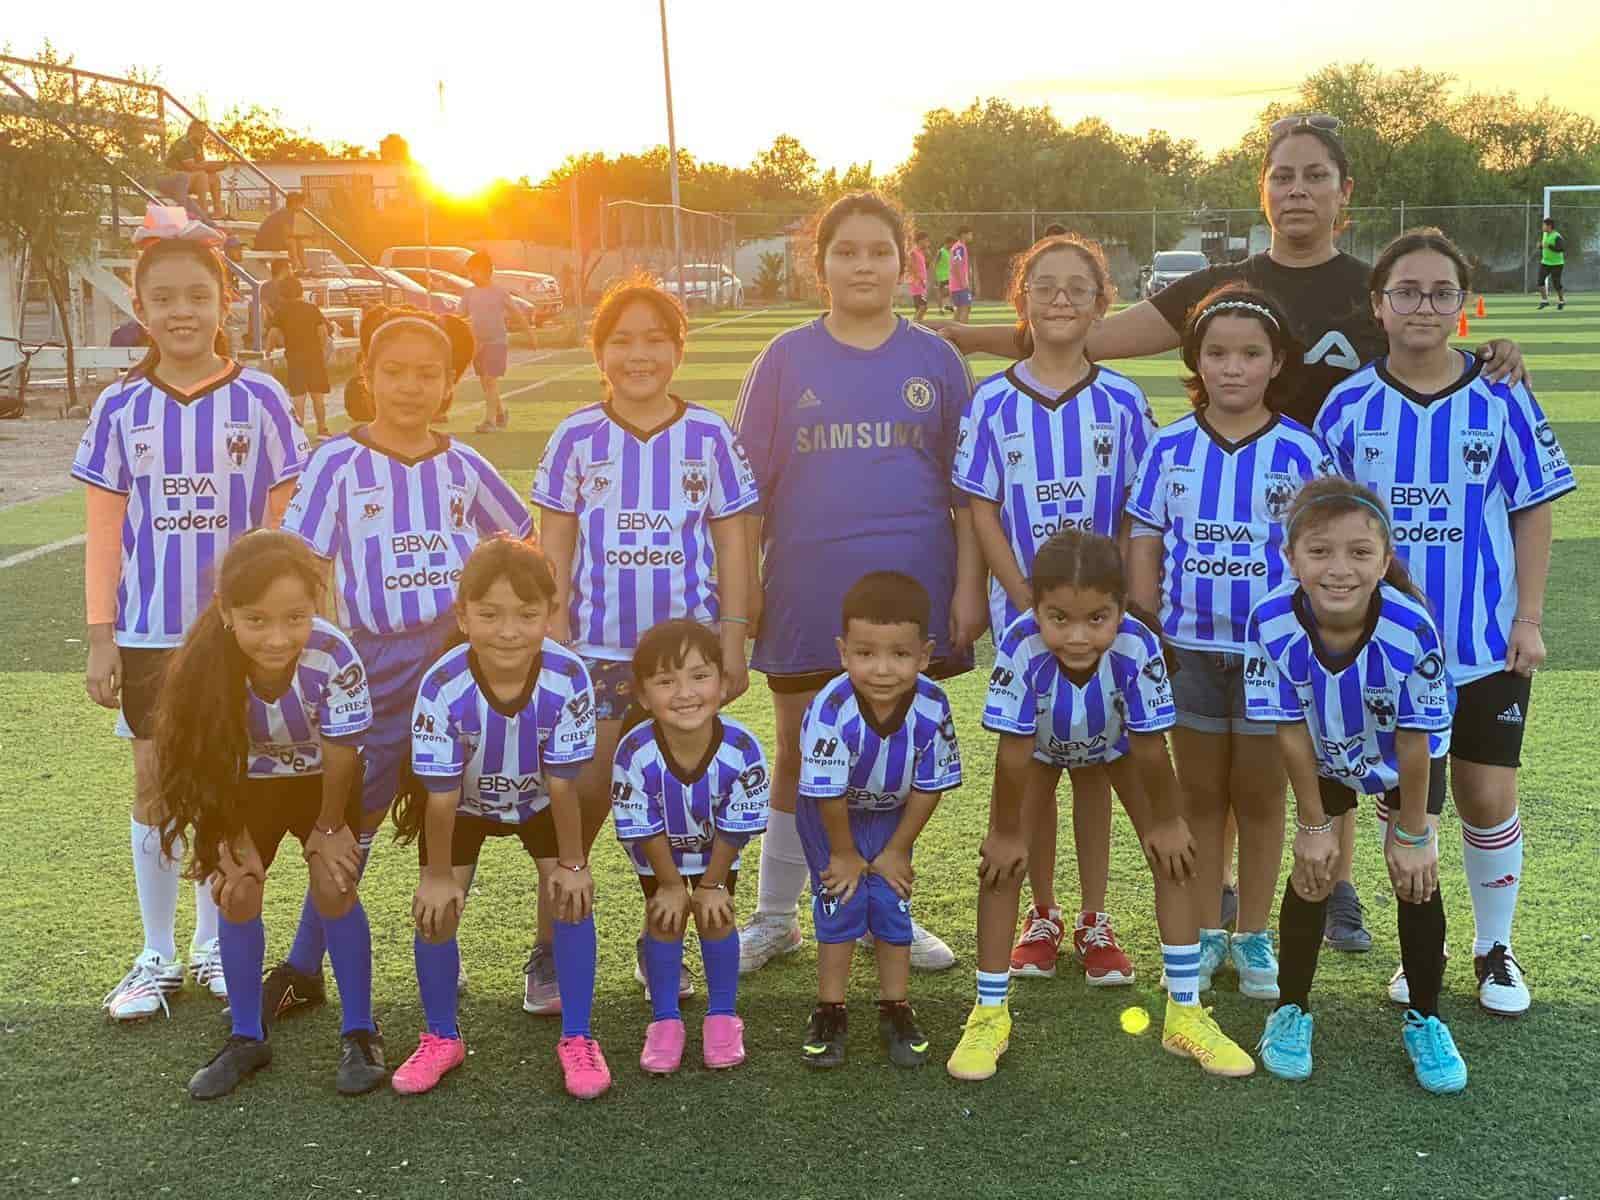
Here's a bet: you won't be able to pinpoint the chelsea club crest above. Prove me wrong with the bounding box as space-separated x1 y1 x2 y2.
902 377 935 412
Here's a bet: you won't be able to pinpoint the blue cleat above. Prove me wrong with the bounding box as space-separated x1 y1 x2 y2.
1195 929 1230 992
1402 1010 1468 1095
1257 1004 1314 1080
1230 930 1281 1000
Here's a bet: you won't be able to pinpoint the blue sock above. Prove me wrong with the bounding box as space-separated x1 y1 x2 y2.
284 833 373 974
219 914 266 1040
413 934 460 1039
701 929 740 1018
643 935 683 1021
552 914 597 1039
323 902 375 1035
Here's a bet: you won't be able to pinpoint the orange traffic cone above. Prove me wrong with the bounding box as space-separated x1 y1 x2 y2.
1457 311 1469 338
1475 295 1486 318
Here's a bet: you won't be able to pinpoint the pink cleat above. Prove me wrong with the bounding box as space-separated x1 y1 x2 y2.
702 1014 746 1070
391 1032 465 1095
639 1018 686 1075
557 1035 612 1100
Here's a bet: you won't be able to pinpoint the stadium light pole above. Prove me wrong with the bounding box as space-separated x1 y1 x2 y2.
659 0 686 303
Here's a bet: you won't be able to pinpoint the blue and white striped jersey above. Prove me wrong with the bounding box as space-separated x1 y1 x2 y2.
281 430 531 637
953 365 1157 638
410 640 596 824
244 618 372 778
983 612 1176 768
798 672 962 811
531 400 759 660
1244 581 1453 794
1127 413 1332 652
70 365 308 647
1315 355 1577 685
611 716 771 876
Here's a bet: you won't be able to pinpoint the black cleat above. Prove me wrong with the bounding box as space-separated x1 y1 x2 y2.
336 1027 387 1095
878 1000 930 1068
189 1034 271 1100
262 962 325 1025
801 1003 847 1069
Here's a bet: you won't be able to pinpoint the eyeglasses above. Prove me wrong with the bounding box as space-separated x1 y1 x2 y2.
1381 286 1467 315
1027 281 1100 306
1270 113 1342 138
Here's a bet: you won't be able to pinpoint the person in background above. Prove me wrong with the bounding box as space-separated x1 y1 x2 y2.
1537 217 1566 311
461 251 532 433
908 231 931 322
255 193 315 273
934 236 954 314
160 120 226 220
949 225 975 323
266 275 334 441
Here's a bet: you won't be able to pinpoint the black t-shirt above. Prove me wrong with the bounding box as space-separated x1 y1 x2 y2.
270 299 329 360
255 207 292 251
1148 251 1386 427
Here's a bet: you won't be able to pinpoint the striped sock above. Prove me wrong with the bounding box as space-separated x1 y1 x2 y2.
975 969 1010 1008
1162 942 1201 1006
1461 810 1522 956
1375 799 1391 849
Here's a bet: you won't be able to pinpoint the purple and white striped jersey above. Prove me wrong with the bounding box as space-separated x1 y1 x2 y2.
953 364 1156 638
1127 413 1333 653
531 400 759 661
1315 354 1576 685
1244 581 1453 794
281 431 531 636
70 365 308 647
983 612 1176 768
244 618 372 778
410 640 596 824
798 672 963 812
611 716 771 876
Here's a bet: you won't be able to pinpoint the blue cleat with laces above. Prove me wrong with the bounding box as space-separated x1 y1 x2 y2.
1257 1003 1314 1080
1230 930 1280 1000
1402 1010 1468 1095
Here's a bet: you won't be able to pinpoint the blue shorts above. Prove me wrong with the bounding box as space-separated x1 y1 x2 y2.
353 617 456 813
473 341 508 380
951 289 973 308
581 655 635 722
795 800 913 945
1169 646 1275 737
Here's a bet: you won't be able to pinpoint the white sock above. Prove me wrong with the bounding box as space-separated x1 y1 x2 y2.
1375 800 1391 849
1162 942 1201 1006
976 969 1011 1007
192 881 220 952
755 808 809 921
1462 810 1522 956
130 819 180 961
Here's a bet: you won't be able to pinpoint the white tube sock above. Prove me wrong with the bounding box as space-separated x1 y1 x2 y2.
192 881 220 953
130 818 180 961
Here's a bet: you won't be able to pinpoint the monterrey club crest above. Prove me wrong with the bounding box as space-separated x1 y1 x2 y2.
682 461 709 505
902 377 935 412
1460 431 1493 478
447 487 467 530
226 431 250 467
1262 472 1294 521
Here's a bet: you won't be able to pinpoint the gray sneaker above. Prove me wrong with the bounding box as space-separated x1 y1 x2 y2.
1323 880 1372 953
336 1028 387 1096
522 943 561 1015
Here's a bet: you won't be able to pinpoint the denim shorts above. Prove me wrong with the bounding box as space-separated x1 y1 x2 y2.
1169 646 1276 737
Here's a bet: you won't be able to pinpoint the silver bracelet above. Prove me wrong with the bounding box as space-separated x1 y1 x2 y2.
696 881 728 892
1296 817 1335 835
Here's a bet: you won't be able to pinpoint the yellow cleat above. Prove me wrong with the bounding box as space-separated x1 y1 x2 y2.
946 1003 1011 1081
1161 997 1255 1078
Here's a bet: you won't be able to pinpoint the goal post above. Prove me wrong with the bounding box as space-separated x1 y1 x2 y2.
1543 184 1600 218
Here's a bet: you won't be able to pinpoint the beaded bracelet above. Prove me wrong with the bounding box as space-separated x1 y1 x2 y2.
1296 817 1335 836
1513 617 1541 628
1392 824 1435 848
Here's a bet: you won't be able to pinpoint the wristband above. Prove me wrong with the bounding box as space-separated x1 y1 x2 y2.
696 881 728 892
1392 824 1435 848
315 822 347 837
1296 817 1335 836
1513 617 1541 628
721 616 749 625
558 860 588 872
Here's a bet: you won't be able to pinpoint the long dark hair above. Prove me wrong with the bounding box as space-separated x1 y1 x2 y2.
1284 476 1429 610
129 238 233 378
156 531 325 878
1029 529 1168 662
1180 283 1303 413
391 535 557 843
1006 234 1115 357
810 191 907 287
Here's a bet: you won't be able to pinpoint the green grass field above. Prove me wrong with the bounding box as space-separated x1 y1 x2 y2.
1 298 1596 1200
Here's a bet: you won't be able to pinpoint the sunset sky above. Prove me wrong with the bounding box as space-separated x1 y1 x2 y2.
6 0 1598 191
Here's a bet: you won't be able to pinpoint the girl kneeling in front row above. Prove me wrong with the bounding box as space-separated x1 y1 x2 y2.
391 535 610 1100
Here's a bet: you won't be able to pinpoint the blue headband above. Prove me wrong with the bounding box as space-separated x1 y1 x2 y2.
1288 493 1390 540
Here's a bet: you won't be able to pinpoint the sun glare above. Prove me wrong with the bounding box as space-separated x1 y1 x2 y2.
412 131 503 200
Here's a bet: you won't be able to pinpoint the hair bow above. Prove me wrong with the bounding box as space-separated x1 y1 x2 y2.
132 203 225 249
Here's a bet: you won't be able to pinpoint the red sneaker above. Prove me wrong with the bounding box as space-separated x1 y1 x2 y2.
1009 904 1064 978
1074 912 1135 987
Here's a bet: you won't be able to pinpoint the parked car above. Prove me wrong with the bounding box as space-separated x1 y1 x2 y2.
1140 250 1209 298
371 267 460 316
662 264 743 309
380 246 563 325
390 267 542 330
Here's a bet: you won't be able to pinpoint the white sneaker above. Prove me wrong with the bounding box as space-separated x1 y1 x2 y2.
103 949 184 1021
1475 943 1530 1016
189 938 228 1001
1387 943 1449 1007
858 922 956 971
737 914 803 975
634 937 697 999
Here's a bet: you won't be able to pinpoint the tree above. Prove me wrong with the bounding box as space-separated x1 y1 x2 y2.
749 134 819 208
210 104 370 161
378 133 410 164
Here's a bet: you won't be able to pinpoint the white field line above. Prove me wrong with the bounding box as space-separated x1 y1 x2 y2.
0 533 83 570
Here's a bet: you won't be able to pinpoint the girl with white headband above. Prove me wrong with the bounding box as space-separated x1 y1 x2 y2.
272 305 532 1026
1126 282 1334 1007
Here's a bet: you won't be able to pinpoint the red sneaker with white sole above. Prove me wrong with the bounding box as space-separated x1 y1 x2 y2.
1009 905 1064 978
1074 912 1135 986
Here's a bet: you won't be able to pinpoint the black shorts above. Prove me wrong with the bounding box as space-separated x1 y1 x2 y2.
418 807 560 866
1317 756 1448 818
285 353 330 397
119 646 174 739
1450 670 1532 768
236 771 363 870
766 656 969 696
1538 263 1564 289
637 869 739 898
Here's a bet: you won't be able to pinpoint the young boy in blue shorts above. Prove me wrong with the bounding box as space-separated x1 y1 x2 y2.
795 572 963 1069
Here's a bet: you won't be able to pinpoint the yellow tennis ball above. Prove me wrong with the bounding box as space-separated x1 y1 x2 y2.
1120 1005 1151 1035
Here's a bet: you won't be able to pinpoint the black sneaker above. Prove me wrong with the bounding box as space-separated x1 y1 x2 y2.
262 962 325 1025
188 1034 271 1100
336 1027 387 1096
877 1000 929 1068
1538 301 1550 310
801 1003 847 1069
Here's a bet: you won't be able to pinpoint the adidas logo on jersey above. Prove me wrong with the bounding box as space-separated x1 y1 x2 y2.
1481 874 1518 888
797 387 822 409
1496 703 1524 725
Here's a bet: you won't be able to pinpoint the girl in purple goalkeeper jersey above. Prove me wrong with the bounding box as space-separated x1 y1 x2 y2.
732 192 987 975
272 306 531 1019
